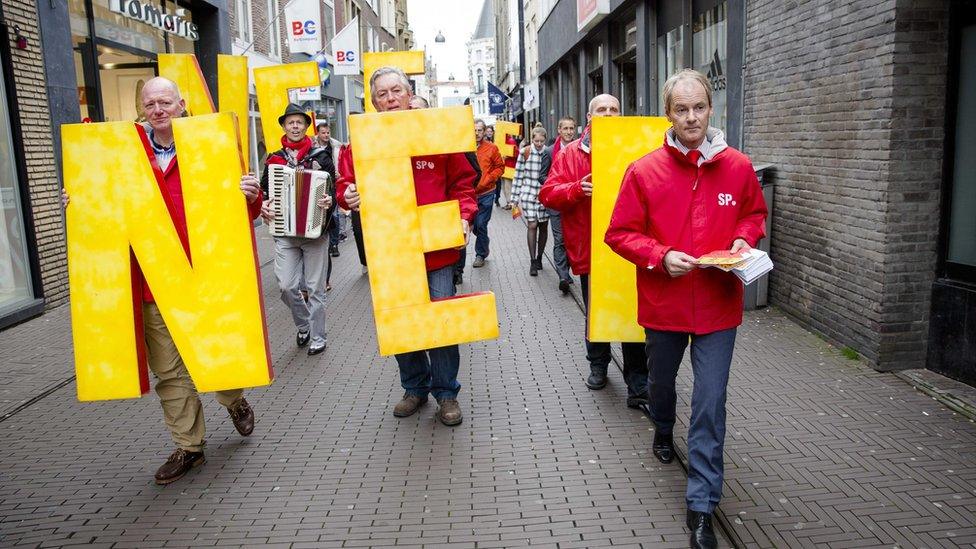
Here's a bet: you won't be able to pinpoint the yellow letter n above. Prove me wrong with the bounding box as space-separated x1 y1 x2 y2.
62 113 273 401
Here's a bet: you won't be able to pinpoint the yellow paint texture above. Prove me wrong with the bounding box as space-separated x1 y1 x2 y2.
349 106 499 355
492 120 522 179
253 62 319 151
62 114 272 401
362 51 425 113
158 54 252 172
589 116 671 342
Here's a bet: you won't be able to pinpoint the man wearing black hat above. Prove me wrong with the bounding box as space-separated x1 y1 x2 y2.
241 103 336 356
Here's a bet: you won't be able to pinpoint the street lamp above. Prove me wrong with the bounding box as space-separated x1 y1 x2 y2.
435 31 446 43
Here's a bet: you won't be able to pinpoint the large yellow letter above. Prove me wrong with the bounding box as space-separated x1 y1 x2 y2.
589 116 671 342
62 113 273 401
362 51 425 113
253 62 319 151
348 105 499 355
157 54 251 172
492 120 522 179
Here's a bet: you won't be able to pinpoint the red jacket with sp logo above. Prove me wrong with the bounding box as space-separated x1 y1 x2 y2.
604 131 767 334
336 145 478 272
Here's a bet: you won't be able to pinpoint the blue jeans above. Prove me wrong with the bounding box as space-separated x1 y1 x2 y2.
579 274 648 397
395 266 461 400
645 327 737 513
548 208 571 282
472 193 494 259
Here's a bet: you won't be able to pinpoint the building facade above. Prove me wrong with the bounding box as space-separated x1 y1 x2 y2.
466 0 495 119
537 0 976 386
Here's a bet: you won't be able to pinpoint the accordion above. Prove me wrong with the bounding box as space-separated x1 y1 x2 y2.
267 164 333 239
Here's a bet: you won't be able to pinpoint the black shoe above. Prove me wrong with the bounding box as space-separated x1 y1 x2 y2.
338 233 348 242
626 395 648 409
329 245 340 257
585 369 608 390
558 279 570 295
652 430 674 464
686 510 718 549
535 257 544 271
296 330 310 347
529 260 539 276
308 342 326 356
453 271 463 286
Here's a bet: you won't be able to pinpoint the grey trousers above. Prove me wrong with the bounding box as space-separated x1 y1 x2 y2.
274 235 329 347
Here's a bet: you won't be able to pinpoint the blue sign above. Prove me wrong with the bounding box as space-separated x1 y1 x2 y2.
488 82 508 114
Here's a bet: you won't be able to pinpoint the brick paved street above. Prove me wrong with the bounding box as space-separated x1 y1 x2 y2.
1 211 975 548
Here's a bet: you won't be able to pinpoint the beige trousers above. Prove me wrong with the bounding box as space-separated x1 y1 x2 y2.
143 302 243 452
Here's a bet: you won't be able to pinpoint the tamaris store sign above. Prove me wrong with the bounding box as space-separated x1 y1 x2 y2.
109 0 200 41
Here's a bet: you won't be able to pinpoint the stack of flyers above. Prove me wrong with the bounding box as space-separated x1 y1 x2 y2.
698 249 774 285
511 204 522 219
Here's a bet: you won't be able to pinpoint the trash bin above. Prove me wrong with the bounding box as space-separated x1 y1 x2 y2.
744 163 773 311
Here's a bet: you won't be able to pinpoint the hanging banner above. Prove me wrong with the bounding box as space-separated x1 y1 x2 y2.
284 0 322 55
488 82 508 114
332 16 361 75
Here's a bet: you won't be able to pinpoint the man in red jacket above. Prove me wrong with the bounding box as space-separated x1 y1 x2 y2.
539 94 648 408
455 118 504 283
337 67 478 426
62 77 261 485
605 69 767 549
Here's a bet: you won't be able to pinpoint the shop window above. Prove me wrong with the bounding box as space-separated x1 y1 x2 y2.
0 64 35 317
946 23 976 276
693 2 727 129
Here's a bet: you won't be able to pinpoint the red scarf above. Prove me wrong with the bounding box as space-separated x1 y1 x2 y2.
268 135 312 166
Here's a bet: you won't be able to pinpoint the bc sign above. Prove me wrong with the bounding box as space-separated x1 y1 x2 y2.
283 0 321 54
291 20 317 36
336 50 356 63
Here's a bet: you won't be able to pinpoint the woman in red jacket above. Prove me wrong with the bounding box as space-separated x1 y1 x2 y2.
605 70 767 549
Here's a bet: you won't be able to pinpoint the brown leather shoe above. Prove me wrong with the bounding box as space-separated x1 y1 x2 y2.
228 397 254 436
154 448 205 485
392 392 427 417
436 398 463 426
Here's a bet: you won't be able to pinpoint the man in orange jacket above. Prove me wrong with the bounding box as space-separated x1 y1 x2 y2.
456 119 504 280
605 69 767 549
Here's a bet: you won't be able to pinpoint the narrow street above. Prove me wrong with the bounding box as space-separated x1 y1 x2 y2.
0 213 973 547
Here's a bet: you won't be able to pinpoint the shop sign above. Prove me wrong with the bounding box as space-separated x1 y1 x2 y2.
577 0 610 32
109 0 199 40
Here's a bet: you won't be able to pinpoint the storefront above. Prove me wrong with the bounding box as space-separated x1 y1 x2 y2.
0 23 43 326
69 0 200 122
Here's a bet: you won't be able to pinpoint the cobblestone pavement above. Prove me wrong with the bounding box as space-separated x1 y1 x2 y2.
0 210 974 548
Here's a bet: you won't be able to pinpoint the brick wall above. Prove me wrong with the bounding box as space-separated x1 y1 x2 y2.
743 0 947 369
880 0 947 369
3 0 68 308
